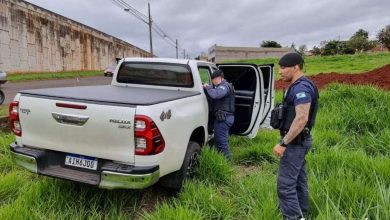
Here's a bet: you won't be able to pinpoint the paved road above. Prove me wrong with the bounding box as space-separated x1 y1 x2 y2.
1 76 112 105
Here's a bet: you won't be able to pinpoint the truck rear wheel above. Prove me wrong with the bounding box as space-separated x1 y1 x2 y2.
0 90 5 105
0 90 4 105
159 141 201 191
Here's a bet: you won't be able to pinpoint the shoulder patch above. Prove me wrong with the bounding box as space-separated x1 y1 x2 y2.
296 92 306 99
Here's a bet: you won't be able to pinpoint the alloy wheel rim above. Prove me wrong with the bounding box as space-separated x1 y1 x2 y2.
186 151 199 179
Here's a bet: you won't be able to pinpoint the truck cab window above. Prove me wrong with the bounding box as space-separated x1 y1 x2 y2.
198 67 211 84
117 62 194 87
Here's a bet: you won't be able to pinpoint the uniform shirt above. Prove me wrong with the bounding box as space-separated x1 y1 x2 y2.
205 80 230 99
285 76 316 107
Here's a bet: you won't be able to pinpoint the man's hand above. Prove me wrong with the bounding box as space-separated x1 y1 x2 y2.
273 144 286 158
203 83 209 88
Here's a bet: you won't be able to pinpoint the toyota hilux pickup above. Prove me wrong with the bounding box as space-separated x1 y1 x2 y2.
9 58 275 190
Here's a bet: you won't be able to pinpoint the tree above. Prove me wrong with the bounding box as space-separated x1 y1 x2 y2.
322 40 339 55
314 40 354 56
260 40 282 48
353 29 369 39
339 41 355 54
310 46 322 55
378 25 390 50
348 29 371 52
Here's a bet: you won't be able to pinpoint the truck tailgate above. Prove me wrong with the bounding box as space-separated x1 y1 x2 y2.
18 95 136 163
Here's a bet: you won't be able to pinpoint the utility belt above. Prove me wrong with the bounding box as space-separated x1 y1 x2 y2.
215 109 234 122
280 127 311 145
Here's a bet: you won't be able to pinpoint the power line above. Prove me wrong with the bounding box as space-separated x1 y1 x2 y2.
113 0 148 24
110 0 184 56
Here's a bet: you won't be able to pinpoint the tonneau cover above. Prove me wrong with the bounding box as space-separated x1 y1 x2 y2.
20 85 200 106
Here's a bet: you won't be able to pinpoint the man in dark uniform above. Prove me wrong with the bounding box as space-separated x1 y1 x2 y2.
203 70 235 161
272 53 319 220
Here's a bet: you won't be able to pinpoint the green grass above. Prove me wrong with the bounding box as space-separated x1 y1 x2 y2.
0 84 389 219
0 106 8 117
7 70 101 82
229 52 390 77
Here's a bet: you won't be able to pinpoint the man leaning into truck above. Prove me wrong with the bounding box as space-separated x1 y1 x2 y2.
203 70 235 161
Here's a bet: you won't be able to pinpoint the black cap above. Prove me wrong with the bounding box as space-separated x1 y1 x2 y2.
278 52 304 67
211 69 224 79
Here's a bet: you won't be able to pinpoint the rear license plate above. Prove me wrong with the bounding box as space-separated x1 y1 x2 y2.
65 154 98 170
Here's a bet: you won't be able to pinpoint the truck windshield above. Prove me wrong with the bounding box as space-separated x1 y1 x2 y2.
117 62 194 87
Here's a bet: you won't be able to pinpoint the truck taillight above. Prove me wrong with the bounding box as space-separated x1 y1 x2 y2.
9 101 21 136
134 115 165 155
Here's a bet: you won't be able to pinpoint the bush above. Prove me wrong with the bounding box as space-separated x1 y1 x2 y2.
260 40 282 48
378 25 390 50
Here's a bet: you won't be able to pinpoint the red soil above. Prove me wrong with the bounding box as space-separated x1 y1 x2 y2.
275 64 390 91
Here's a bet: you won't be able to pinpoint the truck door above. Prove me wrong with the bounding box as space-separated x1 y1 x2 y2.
197 64 214 135
258 64 275 128
217 63 274 138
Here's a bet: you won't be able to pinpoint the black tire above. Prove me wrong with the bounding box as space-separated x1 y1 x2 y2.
0 90 4 105
159 141 201 191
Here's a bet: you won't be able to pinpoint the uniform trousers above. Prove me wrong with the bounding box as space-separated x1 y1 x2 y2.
277 137 312 220
213 115 234 161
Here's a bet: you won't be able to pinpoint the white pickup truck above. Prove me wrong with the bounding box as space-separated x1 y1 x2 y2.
9 58 275 190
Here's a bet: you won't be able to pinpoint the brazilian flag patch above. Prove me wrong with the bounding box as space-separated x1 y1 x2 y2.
296 92 306 99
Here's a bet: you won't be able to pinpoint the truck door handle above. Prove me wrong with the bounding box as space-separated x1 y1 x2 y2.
52 112 89 126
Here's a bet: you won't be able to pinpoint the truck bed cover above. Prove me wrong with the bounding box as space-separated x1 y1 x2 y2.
20 85 200 106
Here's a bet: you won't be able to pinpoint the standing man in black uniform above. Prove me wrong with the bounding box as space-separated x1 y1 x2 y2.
203 70 235 161
272 53 319 220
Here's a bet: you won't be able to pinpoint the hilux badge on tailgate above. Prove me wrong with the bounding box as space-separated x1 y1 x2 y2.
109 119 132 129
160 110 171 121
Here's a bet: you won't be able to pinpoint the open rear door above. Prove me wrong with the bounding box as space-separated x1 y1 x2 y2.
258 64 275 128
217 63 269 138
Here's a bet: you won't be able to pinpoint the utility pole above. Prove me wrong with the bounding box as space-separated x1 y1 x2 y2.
176 39 178 59
148 3 153 57
183 49 186 59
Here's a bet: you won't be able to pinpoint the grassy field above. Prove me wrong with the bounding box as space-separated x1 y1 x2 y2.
231 52 390 77
3 52 390 83
0 83 389 219
7 70 101 82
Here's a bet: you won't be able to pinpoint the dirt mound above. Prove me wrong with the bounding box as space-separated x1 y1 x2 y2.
275 64 390 91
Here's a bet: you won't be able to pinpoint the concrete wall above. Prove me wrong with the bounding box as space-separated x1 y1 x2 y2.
0 0 151 73
208 45 294 63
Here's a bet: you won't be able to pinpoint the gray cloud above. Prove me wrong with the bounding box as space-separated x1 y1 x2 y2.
25 0 390 58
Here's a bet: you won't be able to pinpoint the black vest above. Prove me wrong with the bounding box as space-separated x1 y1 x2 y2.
282 78 319 132
213 80 235 113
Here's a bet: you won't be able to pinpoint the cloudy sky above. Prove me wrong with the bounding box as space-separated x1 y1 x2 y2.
25 0 390 58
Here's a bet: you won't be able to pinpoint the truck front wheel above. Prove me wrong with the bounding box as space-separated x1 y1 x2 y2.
159 141 201 191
